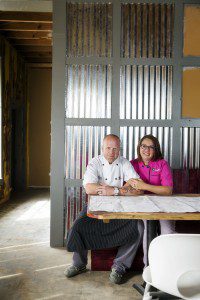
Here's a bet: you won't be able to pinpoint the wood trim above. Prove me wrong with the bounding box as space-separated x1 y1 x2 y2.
88 211 200 220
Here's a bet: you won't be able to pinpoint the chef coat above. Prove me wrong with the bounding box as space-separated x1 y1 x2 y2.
83 155 139 188
130 158 173 187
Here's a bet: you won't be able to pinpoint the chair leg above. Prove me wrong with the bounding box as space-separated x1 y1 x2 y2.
149 291 181 299
132 283 145 295
142 283 154 300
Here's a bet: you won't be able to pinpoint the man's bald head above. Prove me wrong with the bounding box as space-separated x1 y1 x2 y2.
102 134 121 164
103 134 120 145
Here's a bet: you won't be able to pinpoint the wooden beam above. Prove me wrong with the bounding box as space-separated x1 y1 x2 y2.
27 63 52 69
24 57 52 63
0 12 52 23
5 31 52 39
21 51 52 58
0 22 52 31
16 45 52 52
11 39 52 46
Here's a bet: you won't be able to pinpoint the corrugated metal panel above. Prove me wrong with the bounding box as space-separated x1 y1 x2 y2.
121 3 174 58
66 65 112 118
66 126 111 179
66 3 112 57
120 65 173 119
65 187 87 232
181 127 200 169
120 126 173 164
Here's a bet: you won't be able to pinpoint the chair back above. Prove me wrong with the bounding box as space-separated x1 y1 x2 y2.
148 234 200 299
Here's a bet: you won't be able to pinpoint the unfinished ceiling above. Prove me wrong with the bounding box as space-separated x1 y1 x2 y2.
0 11 52 65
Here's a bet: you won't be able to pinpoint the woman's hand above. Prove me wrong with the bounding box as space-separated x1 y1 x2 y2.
129 178 146 191
128 178 173 195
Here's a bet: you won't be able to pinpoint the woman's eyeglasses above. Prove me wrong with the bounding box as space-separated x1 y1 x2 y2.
140 144 156 151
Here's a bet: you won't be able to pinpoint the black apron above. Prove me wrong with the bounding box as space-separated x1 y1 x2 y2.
66 205 140 252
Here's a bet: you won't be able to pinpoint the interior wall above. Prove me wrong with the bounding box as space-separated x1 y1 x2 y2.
182 68 200 118
182 5 200 118
0 35 27 204
28 68 51 187
183 5 200 56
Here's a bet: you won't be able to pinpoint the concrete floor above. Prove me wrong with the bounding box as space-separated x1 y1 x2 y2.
0 189 143 300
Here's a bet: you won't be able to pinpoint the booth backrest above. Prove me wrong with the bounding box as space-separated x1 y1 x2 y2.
173 169 200 194
174 169 200 234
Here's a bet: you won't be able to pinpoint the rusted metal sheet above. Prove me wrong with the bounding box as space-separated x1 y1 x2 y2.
121 3 174 58
66 3 112 57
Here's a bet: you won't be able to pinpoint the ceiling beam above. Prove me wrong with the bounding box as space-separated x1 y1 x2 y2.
4 31 52 39
19 51 52 58
0 22 52 31
12 38 52 46
0 9 53 64
24 57 52 63
0 12 52 23
16 45 52 52
27 63 52 69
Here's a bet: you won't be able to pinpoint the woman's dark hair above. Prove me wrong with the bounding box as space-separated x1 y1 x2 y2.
137 134 163 162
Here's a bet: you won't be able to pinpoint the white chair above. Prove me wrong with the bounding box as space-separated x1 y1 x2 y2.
142 234 200 300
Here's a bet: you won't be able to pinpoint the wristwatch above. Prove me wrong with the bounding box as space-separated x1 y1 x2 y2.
114 187 120 196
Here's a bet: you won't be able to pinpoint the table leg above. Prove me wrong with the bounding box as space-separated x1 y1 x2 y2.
133 220 159 295
146 220 158 265
103 219 110 223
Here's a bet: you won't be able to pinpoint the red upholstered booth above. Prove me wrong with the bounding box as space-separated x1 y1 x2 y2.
91 169 200 271
91 246 144 271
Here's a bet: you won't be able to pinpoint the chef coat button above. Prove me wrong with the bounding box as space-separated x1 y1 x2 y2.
102 164 104 166
115 178 117 180
116 164 118 166
105 178 107 180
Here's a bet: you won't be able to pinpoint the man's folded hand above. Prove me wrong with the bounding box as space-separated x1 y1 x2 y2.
96 184 114 196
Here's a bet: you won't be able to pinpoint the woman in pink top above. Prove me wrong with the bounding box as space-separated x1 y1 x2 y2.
129 134 175 266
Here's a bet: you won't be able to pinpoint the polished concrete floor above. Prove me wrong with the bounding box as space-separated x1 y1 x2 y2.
0 189 143 300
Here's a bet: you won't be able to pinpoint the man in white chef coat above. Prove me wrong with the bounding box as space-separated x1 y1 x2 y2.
65 134 143 284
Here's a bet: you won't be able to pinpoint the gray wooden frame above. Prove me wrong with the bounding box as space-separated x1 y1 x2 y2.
0 57 2 183
51 0 66 246
51 0 200 246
